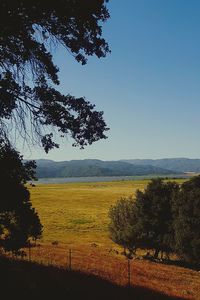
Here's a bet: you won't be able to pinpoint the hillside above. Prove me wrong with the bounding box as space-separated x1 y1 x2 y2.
34 159 177 178
0 256 184 300
122 158 200 173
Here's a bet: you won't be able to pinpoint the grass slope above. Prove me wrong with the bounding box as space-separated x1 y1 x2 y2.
1 256 184 300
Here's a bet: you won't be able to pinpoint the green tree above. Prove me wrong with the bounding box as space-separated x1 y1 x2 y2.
134 179 179 258
109 179 179 259
109 197 140 258
0 1 110 253
172 176 200 264
0 0 110 152
0 141 42 253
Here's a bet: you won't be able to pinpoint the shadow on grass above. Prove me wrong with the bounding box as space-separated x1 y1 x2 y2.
1 256 184 300
141 255 200 272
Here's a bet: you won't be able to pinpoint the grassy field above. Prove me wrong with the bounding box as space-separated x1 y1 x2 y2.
30 179 184 248
30 180 142 248
24 179 200 299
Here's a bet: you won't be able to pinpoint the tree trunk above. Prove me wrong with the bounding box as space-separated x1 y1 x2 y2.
154 249 159 259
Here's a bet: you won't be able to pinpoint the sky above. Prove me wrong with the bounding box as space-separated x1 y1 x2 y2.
23 0 200 161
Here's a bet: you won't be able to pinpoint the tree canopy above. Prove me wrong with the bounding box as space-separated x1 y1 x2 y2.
134 179 179 258
0 140 42 253
0 0 110 152
109 197 140 258
173 176 200 264
0 0 110 254
109 179 179 259
109 177 200 265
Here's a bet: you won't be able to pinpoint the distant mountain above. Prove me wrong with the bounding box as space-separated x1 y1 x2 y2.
34 159 177 178
121 158 200 173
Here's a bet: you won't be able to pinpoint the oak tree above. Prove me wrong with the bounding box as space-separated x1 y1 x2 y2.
109 197 140 258
0 1 110 252
0 140 42 253
0 0 110 152
173 176 200 264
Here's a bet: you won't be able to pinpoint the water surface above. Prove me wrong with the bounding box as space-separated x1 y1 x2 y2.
33 174 187 184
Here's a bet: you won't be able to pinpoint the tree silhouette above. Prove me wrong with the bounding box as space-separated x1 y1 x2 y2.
134 179 179 258
0 140 42 253
173 176 200 264
0 0 110 152
0 1 110 253
0 0 109 251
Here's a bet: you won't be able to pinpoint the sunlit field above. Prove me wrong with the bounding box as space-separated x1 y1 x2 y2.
30 179 185 249
26 179 200 299
30 180 141 248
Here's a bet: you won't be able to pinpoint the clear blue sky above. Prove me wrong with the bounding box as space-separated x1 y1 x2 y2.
23 0 200 161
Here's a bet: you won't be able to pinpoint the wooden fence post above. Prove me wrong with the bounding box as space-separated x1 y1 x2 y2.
127 258 131 287
69 249 72 271
28 241 31 262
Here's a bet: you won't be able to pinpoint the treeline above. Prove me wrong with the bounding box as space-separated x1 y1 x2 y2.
109 177 200 265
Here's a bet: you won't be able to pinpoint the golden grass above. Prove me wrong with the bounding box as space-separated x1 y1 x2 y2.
20 243 200 299
24 178 200 299
30 180 142 247
30 179 184 249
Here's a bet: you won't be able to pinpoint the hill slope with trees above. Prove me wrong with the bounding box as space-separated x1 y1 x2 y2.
122 158 200 173
34 159 178 178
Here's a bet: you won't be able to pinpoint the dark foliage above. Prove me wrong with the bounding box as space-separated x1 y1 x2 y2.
0 0 110 152
109 197 140 258
109 179 179 259
0 141 42 253
134 179 179 258
173 176 200 264
109 176 200 265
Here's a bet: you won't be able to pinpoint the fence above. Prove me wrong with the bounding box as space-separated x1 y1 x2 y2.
12 243 133 287
4 243 199 299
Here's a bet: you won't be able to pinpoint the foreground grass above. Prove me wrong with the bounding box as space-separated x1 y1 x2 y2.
1 255 185 300
10 178 198 299
17 243 199 299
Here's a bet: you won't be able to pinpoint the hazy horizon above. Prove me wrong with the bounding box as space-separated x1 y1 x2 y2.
25 157 200 162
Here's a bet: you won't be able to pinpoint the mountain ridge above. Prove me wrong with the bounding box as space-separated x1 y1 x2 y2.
32 159 180 178
121 158 200 173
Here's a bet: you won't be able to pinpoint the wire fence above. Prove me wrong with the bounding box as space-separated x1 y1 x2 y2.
5 243 199 299
11 243 133 286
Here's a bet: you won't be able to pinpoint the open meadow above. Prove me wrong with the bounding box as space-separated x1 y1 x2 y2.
30 179 186 248
27 179 200 299
30 179 147 248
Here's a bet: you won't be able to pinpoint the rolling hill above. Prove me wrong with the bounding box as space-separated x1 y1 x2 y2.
34 159 178 178
121 158 200 173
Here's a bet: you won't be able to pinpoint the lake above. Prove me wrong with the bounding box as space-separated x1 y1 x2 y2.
33 174 188 184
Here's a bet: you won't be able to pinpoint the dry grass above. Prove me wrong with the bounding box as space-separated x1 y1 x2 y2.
30 180 144 247
29 179 184 248
19 243 200 299
26 179 200 299
1 255 186 300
